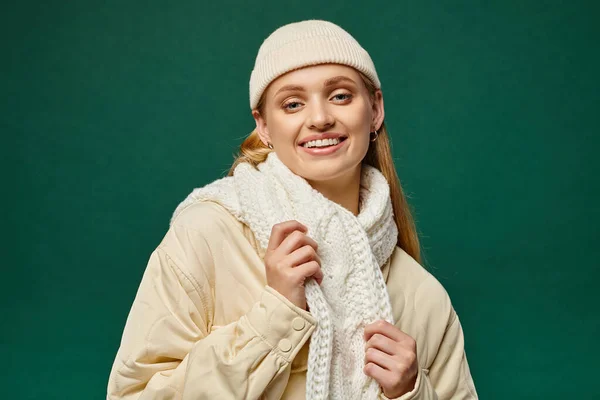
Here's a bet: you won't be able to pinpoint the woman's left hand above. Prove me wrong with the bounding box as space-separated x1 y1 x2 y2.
364 320 419 399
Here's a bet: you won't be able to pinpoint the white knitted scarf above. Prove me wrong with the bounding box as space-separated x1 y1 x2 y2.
170 152 397 399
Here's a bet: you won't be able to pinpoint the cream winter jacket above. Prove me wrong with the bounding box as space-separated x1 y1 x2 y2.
107 200 478 399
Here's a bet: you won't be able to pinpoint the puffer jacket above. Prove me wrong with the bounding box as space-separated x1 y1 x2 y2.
107 200 478 399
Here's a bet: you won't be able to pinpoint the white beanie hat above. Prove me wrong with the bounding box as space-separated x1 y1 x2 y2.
249 19 381 109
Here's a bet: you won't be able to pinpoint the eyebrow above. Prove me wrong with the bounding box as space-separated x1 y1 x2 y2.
274 75 357 97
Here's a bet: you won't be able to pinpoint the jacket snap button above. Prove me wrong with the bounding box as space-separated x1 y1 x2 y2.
292 317 306 331
278 338 292 352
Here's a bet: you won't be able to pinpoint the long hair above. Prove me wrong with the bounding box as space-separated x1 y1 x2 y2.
229 72 423 265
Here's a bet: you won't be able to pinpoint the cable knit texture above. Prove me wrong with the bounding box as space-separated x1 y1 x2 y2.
170 152 397 400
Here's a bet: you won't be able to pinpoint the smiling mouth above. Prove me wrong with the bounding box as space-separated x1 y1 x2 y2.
298 136 348 156
299 136 348 148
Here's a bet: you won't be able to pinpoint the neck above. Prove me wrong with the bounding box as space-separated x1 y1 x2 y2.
307 164 362 216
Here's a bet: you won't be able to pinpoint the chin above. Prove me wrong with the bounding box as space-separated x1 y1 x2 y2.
297 162 359 183
280 149 365 183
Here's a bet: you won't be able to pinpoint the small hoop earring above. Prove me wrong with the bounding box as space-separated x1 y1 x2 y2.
267 143 274 149
370 130 379 142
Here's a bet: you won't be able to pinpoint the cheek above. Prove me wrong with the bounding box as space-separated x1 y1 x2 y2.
346 101 372 130
270 114 303 143
347 115 373 156
347 112 372 142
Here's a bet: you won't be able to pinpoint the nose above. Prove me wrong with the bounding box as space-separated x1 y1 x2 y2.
306 99 335 131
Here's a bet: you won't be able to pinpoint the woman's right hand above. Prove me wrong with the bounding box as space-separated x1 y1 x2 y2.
264 220 323 310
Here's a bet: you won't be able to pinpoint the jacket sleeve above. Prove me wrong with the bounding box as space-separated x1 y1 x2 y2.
107 221 316 400
380 268 478 400
381 310 478 400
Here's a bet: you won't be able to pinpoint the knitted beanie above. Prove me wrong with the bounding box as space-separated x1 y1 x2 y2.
249 19 381 109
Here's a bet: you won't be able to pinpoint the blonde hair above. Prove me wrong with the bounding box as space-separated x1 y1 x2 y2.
229 72 423 265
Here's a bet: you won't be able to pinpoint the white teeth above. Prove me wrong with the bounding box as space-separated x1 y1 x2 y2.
302 137 342 148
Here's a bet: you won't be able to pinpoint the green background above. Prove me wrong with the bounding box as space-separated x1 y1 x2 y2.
4 1 599 398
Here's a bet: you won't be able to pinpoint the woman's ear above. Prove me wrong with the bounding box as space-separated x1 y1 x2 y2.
252 109 271 146
372 89 385 131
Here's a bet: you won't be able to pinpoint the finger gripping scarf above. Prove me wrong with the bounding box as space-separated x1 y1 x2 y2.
170 152 398 400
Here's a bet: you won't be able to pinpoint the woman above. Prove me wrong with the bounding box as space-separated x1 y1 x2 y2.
107 20 478 400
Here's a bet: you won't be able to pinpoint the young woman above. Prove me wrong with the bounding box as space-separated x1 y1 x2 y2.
107 20 478 400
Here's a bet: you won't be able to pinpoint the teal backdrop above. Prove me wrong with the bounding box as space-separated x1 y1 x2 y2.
4 1 599 398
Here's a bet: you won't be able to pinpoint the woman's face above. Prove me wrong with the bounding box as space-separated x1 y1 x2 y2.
253 64 384 184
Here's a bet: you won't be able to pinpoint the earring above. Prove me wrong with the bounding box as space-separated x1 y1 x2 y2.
370 130 379 142
267 143 274 149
